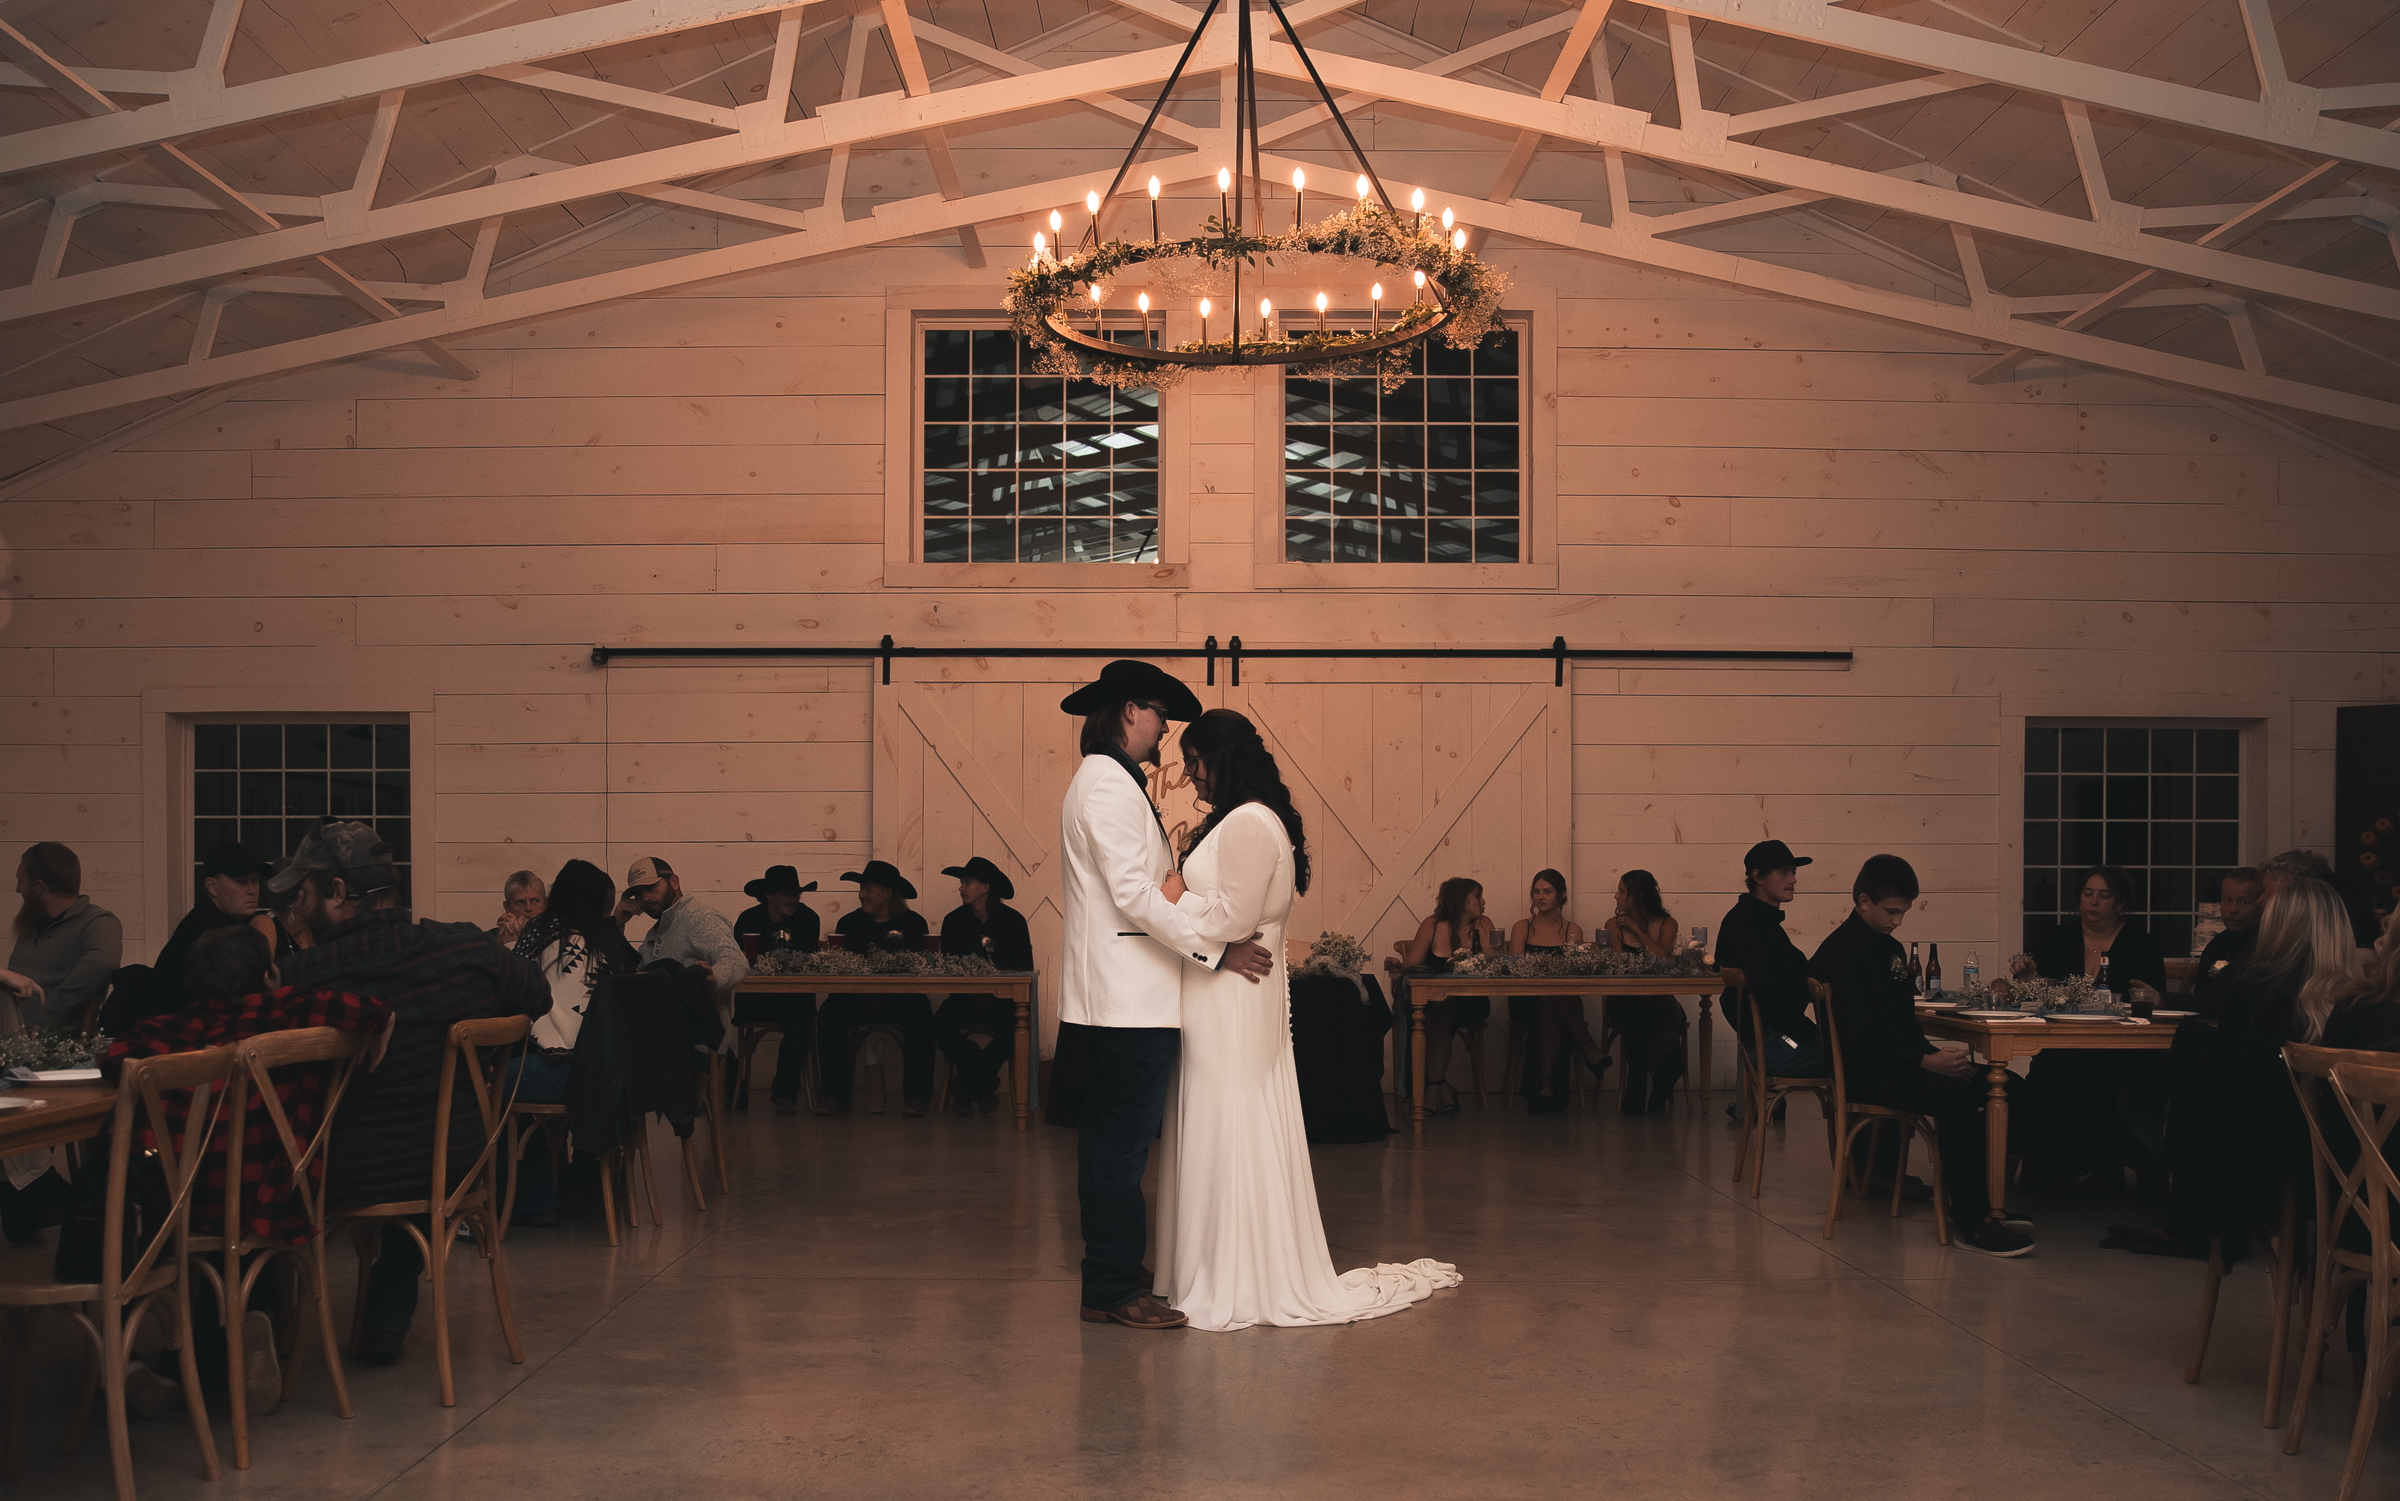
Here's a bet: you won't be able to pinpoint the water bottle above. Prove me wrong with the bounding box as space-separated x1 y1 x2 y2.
1963 951 1980 996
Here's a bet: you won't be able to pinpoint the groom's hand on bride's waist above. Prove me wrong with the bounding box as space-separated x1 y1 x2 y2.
1224 936 1273 982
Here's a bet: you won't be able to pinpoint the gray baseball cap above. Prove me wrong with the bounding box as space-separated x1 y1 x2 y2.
267 820 398 895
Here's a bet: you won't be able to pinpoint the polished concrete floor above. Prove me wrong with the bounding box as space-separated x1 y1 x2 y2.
12 1078 2394 1500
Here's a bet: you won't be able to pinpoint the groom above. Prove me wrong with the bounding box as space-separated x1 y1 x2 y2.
1059 660 1273 1330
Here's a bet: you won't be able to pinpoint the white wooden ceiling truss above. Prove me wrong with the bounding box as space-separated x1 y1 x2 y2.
1 0 2396 487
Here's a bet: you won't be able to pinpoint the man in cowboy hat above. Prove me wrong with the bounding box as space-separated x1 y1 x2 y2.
1057 659 1273 1331
935 855 1034 1116
815 860 937 1118
734 865 821 1115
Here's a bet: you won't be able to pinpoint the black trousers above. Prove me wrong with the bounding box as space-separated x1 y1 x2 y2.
935 994 1015 1099
1075 1025 1179 1310
734 994 816 1102
1849 1066 2022 1226
816 994 935 1105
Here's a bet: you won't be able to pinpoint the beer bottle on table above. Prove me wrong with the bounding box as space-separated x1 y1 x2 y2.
1908 942 1925 999
2094 952 2113 996
1926 943 1943 998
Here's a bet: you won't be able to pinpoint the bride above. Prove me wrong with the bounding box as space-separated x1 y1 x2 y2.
1155 709 1460 1332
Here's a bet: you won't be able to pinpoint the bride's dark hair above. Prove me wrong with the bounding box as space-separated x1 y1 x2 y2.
1179 709 1311 895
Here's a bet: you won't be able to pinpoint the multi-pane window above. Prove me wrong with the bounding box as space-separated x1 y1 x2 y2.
193 722 412 907
921 328 1160 564
2022 725 2241 955
1284 327 1519 563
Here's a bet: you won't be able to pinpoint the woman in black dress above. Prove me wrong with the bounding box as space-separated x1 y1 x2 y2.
1508 869 1608 1113
1396 877 1497 1115
2015 864 2169 1187
1603 870 1687 1115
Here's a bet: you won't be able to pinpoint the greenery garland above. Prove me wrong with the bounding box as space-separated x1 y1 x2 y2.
1296 930 1372 976
751 949 1011 979
1450 946 1718 981
1003 203 1512 392
1978 973 2126 1015
0 1025 106 1073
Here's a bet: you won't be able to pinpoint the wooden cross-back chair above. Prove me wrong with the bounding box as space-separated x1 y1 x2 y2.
2283 1056 2400 1501
1386 941 1488 1109
334 1015 529 1408
1812 979 1950 1244
0 1046 236 1501
1724 968 1835 1197
194 1026 366 1470
2281 1043 2399 1473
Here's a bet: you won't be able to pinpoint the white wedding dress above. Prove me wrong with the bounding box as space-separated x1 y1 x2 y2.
1152 801 1461 1332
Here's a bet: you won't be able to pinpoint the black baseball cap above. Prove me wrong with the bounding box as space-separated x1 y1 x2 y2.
199 844 267 880
1742 839 1812 872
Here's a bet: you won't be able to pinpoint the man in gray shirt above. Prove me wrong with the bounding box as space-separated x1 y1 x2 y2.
2 842 122 1034
617 856 749 1021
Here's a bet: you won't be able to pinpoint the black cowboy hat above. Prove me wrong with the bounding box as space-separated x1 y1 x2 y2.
1058 659 1203 721
940 856 1015 902
840 860 918 901
743 864 818 901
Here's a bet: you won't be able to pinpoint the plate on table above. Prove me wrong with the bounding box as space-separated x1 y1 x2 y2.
2147 1009 2196 1020
2039 1012 2133 1024
1954 1008 2036 1020
0 1097 45 1113
1915 1000 1962 1012
27 1068 99 1083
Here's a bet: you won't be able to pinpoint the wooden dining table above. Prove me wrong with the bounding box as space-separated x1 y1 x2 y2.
0 1081 116 1155
1917 1007 2187 1224
1393 971 1724 1135
733 972 1042 1131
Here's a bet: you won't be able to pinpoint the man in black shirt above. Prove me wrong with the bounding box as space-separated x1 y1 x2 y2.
2191 866 2262 1016
733 865 821 1115
814 861 935 1117
1716 839 1828 1083
1810 854 2033 1258
136 844 286 1023
935 855 1035 1116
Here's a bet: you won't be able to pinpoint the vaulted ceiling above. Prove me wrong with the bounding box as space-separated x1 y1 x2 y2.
2 0 2396 490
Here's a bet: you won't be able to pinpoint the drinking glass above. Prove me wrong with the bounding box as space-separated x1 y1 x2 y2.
1690 924 1709 959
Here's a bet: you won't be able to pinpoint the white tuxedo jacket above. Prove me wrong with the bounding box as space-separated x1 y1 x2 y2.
1058 751 1224 1028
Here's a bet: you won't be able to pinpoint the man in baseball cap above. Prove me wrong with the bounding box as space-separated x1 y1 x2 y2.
1715 838 1828 1093
272 821 548 1367
617 854 748 1028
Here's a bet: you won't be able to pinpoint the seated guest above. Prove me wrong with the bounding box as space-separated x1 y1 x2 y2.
273 821 548 1365
2191 866 2264 1012
2262 847 2335 895
136 844 288 1024
1811 855 2033 1258
1716 840 1829 1105
1602 870 1687 1116
814 861 935 1118
2014 864 2167 1187
733 865 821 1117
1507 869 1606 1114
2107 878 2367 1258
103 922 388 1408
1395 877 1497 1116
508 859 641 1226
618 855 749 1025
1 841 122 1034
935 856 1034 1117
491 869 546 947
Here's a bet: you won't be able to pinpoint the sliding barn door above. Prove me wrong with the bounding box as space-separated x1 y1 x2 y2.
871 659 1570 1055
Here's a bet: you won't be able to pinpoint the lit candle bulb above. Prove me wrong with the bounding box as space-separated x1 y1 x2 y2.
1454 227 1467 250
1441 206 1454 232
1410 188 1425 228
1138 291 1152 346
1370 281 1383 332
1356 173 1371 202
1413 268 1426 303
1148 175 1161 243
1089 283 1103 331
1292 166 1306 228
1315 291 1328 332
1049 209 1063 235
1032 230 1047 262
1218 167 1232 231
1199 297 1212 343
1086 189 1100 244
1258 297 1273 343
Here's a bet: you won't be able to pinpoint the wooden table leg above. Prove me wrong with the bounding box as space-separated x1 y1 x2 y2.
1697 994 1713 1112
1013 990 1032 1134
1982 1060 2010 1223
1411 994 1427 1137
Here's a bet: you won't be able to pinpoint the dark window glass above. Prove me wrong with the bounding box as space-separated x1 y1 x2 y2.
1283 326 1519 561
2023 725 2241 963
924 328 1160 563
193 721 410 909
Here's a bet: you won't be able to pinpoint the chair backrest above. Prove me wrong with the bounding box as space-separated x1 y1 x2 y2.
2327 1057 2400 1265
226 1027 366 1249
1808 977 1849 1110
2285 1042 2394 1268
104 1046 240 1300
432 1016 531 1219
1720 967 1756 1068
2162 957 2198 995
